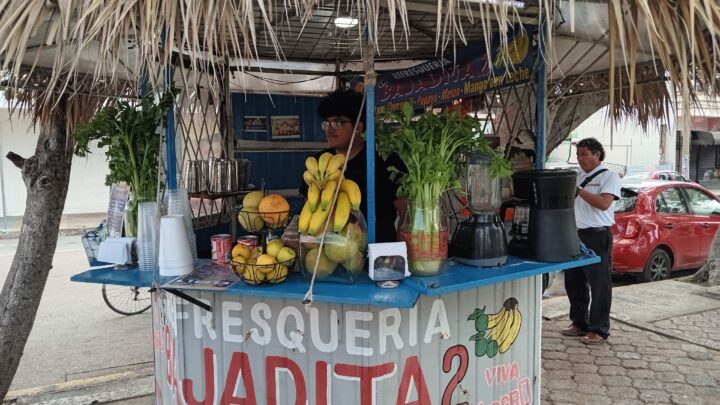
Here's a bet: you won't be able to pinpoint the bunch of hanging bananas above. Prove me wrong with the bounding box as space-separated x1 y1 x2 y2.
468 297 522 358
299 152 362 235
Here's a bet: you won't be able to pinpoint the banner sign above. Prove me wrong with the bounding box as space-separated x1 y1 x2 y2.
152 278 541 404
375 27 536 113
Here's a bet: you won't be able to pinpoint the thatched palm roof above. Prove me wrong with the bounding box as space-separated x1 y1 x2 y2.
1 0 719 131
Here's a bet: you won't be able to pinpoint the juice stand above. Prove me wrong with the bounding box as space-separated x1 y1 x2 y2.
67 5 604 405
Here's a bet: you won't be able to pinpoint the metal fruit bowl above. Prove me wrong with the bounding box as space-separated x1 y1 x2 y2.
236 206 293 232
231 258 293 285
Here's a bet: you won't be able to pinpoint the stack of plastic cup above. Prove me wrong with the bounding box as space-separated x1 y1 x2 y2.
158 214 194 276
167 188 198 263
137 201 158 272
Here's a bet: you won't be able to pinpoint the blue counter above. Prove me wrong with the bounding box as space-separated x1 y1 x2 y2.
71 254 598 308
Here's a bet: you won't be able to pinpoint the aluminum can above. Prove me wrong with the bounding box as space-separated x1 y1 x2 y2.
237 235 258 249
211 234 233 264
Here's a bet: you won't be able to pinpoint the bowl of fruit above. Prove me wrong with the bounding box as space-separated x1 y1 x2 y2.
231 238 297 285
237 191 293 232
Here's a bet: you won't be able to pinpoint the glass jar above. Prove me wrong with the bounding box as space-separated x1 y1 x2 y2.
397 201 449 276
299 210 368 284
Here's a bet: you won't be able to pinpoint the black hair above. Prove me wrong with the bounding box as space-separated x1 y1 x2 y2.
317 90 366 127
576 137 605 161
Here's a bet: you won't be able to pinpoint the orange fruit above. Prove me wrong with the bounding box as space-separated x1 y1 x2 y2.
258 194 289 227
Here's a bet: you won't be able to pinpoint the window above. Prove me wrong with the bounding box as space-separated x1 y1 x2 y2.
669 173 686 181
656 188 689 214
684 187 720 215
615 188 638 213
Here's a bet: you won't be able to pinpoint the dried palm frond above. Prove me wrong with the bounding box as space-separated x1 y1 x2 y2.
0 0 718 136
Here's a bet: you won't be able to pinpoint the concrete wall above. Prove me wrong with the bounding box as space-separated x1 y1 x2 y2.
548 106 676 173
0 105 110 218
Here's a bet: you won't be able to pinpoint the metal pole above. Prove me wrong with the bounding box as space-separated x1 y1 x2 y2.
364 42 377 244
535 18 547 169
165 59 177 190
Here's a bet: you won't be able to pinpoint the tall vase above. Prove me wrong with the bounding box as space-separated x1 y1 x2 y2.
397 200 449 276
124 197 138 237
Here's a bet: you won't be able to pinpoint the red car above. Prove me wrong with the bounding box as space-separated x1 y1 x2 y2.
612 180 720 282
623 170 689 181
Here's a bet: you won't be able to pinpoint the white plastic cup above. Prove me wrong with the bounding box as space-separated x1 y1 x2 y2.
158 214 193 276
167 189 198 262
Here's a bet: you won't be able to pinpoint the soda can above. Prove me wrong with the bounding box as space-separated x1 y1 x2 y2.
211 234 233 264
237 235 258 249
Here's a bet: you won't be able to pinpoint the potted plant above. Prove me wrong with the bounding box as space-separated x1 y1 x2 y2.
73 91 175 236
377 102 511 275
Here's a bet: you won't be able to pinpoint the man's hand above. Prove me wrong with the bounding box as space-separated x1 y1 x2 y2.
577 189 615 211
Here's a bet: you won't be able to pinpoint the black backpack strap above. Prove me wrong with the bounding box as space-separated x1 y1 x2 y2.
579 169 608 189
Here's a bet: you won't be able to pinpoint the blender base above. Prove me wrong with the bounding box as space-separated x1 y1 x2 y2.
454 255 508 267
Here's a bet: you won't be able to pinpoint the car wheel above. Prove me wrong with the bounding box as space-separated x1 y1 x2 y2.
542 273 549 293
638 249 671 282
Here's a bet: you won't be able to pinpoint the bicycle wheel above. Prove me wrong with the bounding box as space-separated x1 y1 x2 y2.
101 284 152 315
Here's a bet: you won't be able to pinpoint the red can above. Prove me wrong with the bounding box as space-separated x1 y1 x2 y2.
237 235 258 249
211 234 233 264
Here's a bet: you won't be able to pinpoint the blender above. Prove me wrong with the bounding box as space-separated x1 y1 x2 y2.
508 170 580 262
450 152 508 267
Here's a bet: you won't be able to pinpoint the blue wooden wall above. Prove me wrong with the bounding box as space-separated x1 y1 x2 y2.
232 93 326 191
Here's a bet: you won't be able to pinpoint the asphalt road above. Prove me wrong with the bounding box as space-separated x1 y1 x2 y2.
0 236 153 392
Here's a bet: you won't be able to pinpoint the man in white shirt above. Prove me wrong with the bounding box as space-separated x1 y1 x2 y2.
562 138 621 345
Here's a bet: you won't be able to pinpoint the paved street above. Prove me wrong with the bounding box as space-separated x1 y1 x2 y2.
0 236 152 393
542 317 720 404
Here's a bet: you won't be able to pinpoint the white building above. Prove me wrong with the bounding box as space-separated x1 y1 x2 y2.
0 99 109 231
548 106 676 174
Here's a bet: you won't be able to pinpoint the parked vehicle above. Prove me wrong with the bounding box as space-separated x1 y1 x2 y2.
623 170 689 182
612 180 720 282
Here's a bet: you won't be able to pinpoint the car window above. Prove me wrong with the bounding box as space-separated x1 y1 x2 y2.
684 187 720 215
624 172 650 180
656 187 689 214
658 173 669 180
670 173 685 181
615 188 638 213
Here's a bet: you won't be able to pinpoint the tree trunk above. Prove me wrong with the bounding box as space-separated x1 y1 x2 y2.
0 96 71 400
692 228 720 286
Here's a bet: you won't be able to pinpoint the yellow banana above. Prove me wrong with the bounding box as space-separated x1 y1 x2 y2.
488 309 509 342
326 170 343 183
340 179 362 210
320 180 338 210
325 153 345 176
318 152 333 179
308 183 321 212
487 308 507 330
298 201 313 234
499 309 522 353
308 206 331 235
303 170 316 186
306 156 320 178
495 309 515 349
334 192 351 232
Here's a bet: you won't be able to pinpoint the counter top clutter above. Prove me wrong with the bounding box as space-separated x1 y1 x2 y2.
71 254 599 308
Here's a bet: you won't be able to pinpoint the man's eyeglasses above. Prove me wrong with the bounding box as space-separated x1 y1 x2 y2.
321 120 353 130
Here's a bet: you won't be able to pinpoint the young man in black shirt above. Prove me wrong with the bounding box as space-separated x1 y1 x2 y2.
299 90 405 242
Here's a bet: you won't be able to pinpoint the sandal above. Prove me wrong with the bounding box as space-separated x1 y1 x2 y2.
561 324 587 336
580 332 607 345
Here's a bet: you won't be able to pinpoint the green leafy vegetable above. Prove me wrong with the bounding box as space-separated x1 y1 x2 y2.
73 90 176 234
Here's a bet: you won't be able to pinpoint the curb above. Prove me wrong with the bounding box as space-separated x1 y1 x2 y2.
4 363 154 405
0 227 90 240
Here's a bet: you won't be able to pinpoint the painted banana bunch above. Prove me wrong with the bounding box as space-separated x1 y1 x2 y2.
300 152 361 235
468 297 522 358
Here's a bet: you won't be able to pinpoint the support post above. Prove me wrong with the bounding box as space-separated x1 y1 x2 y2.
535 18 547 170
364 44 377 244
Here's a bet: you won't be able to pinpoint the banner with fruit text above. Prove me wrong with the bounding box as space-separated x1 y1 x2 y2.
375 26 536 113
151 278 541 404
